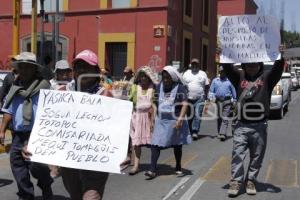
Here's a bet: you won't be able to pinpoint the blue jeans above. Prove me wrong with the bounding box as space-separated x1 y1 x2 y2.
10 132 53 199
187 98 205 134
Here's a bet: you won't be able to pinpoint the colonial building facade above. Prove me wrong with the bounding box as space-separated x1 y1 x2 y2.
0 0 218 77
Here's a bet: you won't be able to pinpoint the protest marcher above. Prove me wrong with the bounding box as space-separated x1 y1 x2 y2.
208 66 236 141
222 52 285 197
0 52 53 200
128 66 158 175
123 66 135 82
144 66 191 179
58 49 112 200
48 59 73 179
0 57 18 109
50 59 72 91
183 58 209 140
118 67 135 170
100 68 113 88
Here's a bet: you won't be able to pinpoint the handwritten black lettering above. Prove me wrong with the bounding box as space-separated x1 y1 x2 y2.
43 91 75 106
80 95 102 105
41 108 71 119
75 111 111 122
224 17 234 26
256 16 269 25
38 128 73 139
39 119 77 129
66 151 110 163
72 142 116 153
35 147 56 156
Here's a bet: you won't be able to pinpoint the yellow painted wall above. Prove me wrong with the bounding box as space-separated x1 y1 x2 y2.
100 0 137 9
131 0 138 7
100 0 108 9
98 33 135 71
63 0 68 11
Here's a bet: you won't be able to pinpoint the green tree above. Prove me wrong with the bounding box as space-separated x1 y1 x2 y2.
281 31 300 48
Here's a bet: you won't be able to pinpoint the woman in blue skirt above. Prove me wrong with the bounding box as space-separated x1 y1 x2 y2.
145 66 191 179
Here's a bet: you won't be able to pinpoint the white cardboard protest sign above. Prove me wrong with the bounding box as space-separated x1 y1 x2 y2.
28 89 133 174
218 15 281 63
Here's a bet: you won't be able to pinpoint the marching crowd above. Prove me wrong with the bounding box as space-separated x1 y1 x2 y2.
0 48 285 199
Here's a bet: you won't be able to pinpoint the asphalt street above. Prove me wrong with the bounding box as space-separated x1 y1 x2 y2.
1 90 300 200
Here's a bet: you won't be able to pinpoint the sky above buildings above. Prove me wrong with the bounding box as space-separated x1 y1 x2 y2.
255 0 300 32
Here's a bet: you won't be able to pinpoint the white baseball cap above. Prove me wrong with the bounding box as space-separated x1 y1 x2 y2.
54 60 71 72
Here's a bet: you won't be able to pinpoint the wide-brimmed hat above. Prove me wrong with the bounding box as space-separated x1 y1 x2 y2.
135 66 159 85
72 50 98 66
12 52 43 70
54 60 71 72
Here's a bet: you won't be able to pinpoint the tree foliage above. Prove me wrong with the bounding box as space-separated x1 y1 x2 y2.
281 30 300 48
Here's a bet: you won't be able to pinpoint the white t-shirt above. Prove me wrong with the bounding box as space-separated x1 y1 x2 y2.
183 69 209 100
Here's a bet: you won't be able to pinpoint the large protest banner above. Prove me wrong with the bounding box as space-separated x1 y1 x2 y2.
218 15 281 63
28 89 133 174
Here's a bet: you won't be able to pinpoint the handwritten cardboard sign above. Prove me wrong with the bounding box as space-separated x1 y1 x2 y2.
28 89 133 174
218 15 281 63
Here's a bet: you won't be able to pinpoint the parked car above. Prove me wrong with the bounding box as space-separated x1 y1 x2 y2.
270 73 292 119
290 72 299 90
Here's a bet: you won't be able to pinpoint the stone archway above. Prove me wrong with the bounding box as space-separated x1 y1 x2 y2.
21 32 69 62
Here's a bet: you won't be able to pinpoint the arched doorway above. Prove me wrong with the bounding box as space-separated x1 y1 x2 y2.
21 32 69 63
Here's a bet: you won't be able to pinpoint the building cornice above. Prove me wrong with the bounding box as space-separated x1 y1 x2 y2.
0 5 168 19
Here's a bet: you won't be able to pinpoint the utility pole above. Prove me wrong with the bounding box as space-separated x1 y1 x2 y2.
40 0 45 64
55 0 60 62
12 0 20 56
52 14 56 64
31 0 38 54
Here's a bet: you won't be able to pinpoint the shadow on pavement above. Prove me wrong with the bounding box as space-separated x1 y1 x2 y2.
256 182 281 193
36 195 70 200
0 178 13 187
197 134 216 140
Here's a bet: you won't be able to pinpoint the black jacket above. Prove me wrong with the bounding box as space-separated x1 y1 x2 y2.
222 58 285 122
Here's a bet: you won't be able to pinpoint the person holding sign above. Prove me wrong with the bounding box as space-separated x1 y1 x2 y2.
221 50 285 197
0 52 53 200
144 66 191 179
59 50 112 200
128 66 158 175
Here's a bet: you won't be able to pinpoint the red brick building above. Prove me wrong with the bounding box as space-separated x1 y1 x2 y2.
218 0 258 15
0 0 218 77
